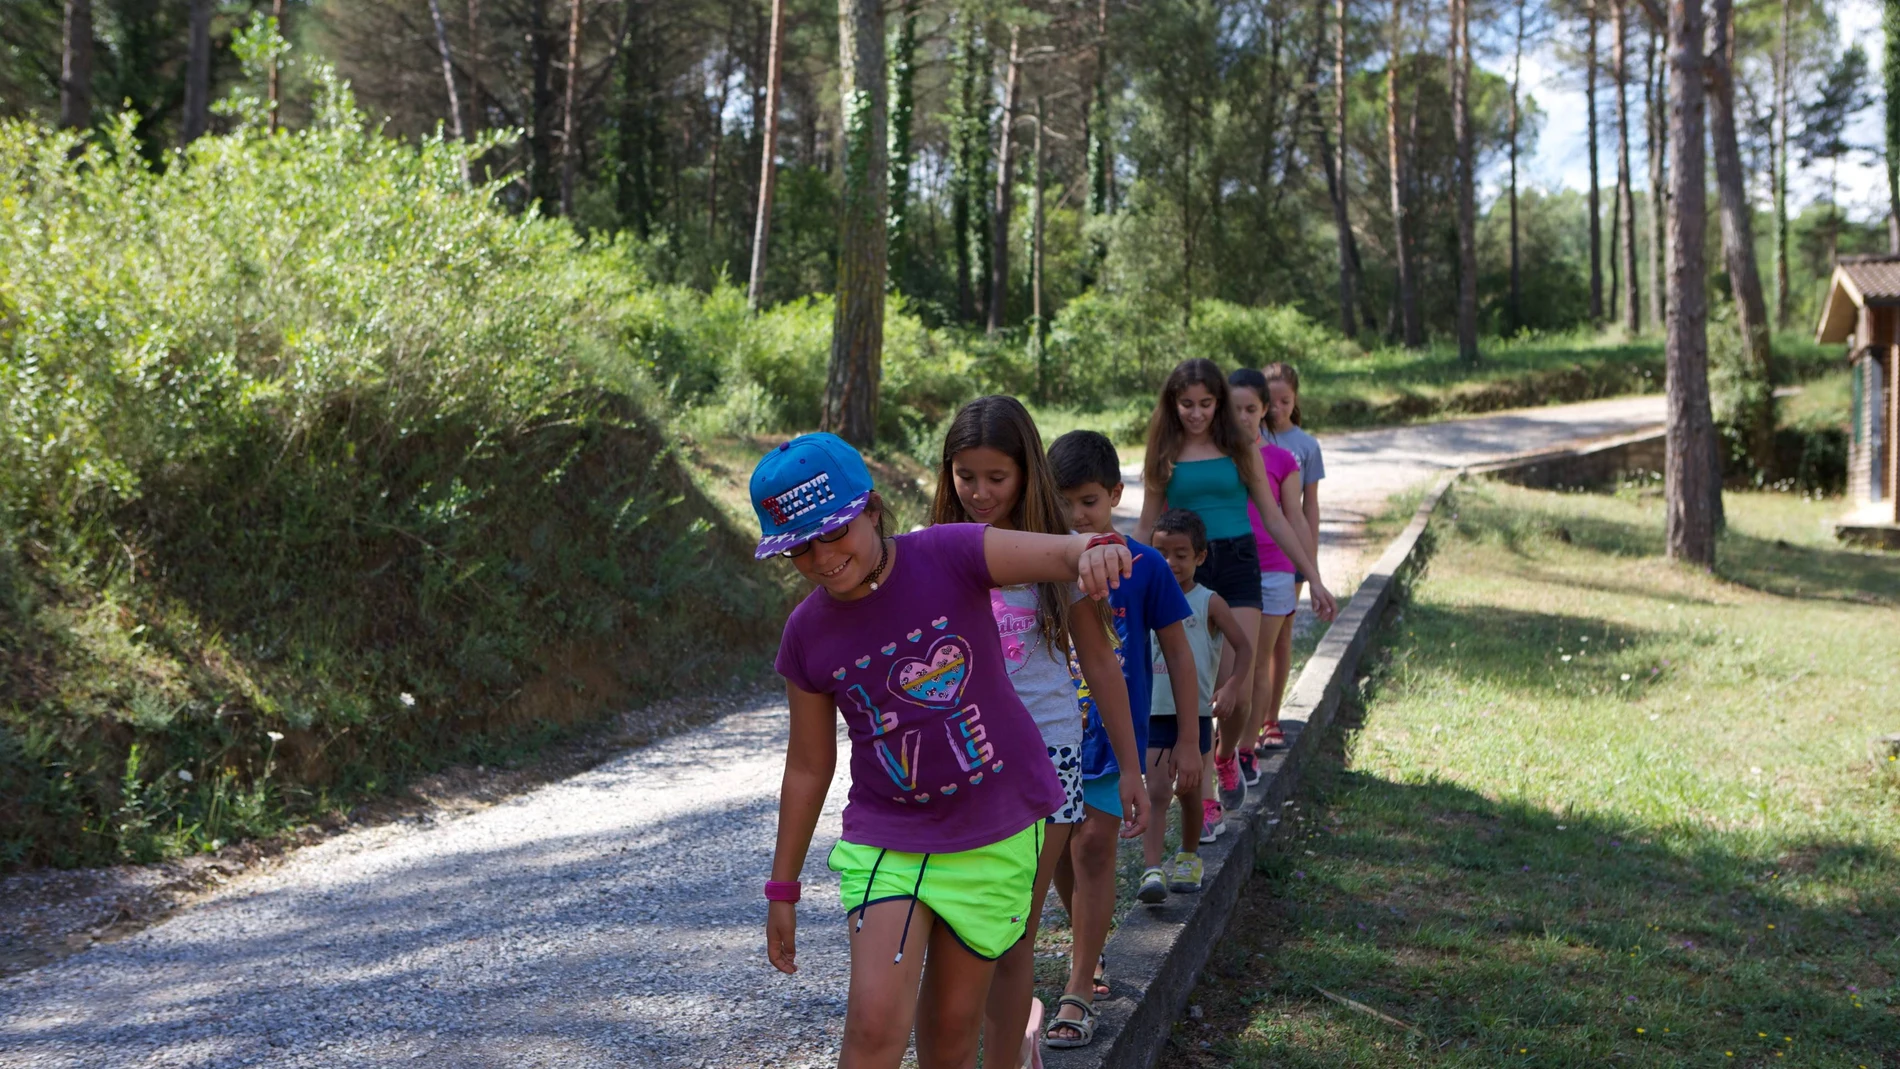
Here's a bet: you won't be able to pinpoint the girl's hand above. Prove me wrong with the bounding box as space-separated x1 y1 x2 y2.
1076 539 1134 600
1212 679 1250 726
766 901 798 974
1117 776 1148 839
1174 745 1203 797
1309 581 1339 622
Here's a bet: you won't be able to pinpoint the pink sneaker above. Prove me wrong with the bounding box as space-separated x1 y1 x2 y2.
1200 799 1225 842
1215 752 1247 811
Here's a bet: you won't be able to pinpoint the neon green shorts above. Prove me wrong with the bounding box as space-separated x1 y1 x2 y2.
828 822 1044 960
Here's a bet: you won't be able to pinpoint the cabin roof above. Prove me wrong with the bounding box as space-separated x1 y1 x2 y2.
1817 256 1900 344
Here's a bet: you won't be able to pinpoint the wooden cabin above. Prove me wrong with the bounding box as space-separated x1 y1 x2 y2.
1815 255 1900 526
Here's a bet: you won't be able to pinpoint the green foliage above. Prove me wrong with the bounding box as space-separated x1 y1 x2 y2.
0 105 782 870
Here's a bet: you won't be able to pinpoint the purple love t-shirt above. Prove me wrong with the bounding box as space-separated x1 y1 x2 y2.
774 523 1065 855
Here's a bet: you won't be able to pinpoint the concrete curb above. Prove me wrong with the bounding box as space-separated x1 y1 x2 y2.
1046 473 1456 1069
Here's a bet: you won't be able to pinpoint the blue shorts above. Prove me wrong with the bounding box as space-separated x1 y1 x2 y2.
1148 715 1214 754
1081 773 1122 818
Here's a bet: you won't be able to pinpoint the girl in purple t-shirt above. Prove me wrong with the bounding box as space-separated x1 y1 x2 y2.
755 432 1134 1069
930 395 1146 1057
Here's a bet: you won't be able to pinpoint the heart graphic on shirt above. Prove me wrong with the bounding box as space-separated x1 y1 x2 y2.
907 629 923 642
914 793 930 803
891 635 971 708
931 616 949 630
968 772 984 786
855 655 871 669
940 783 959 796
992 760 1005 772
833 668 847 681
881 643 897 656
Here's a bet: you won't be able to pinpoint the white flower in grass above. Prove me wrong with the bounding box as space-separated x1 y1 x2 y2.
266 731 284 742
1621 674 1632 682
1562 655 1573 662
400 693 417 707
177 770 194 783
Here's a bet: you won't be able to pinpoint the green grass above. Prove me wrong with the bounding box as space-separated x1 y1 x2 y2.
1165 483 1899 1067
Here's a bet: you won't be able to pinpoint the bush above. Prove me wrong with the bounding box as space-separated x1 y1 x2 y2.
0 94 784 869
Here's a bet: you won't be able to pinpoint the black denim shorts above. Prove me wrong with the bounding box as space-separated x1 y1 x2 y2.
1195 534 1263 610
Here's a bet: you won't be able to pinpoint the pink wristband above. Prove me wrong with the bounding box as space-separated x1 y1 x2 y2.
764 880 801 903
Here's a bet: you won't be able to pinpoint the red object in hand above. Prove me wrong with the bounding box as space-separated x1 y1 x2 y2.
764 880 802 903
1085 532 1126 551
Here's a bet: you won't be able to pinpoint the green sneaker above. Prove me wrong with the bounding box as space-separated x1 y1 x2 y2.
1137 865 1168 903
1167 851 1204 893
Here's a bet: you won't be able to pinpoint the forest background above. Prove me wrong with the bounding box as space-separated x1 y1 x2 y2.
0 0 1886 869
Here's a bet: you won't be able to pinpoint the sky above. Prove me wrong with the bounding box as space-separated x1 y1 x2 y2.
1498 0 1889 220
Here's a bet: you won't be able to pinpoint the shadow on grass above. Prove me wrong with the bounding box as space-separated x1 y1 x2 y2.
1164 701 1900 1068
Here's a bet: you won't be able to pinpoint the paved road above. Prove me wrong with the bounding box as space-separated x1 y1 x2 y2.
1114 394 1666 593
0 396 1665 1069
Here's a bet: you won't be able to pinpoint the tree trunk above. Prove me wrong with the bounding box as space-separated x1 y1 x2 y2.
529 0 558 208
988 26 1022 336
1886 0 1900 251
1388 0 1421 348
1509 0 1524 333
1452 0 1478 364
747 0 787 311
60 0 92 130
558 0 583 214
823 0 889 446
1330 0 1358 337
1772 0 1789 326
1031 96 1048 399
1665 0 1717 565
1709 0 1776 475
427 0 469 180
1614 0 1638 332
617 0 653 238
467 0 486 135
1587 0 1603 324
707 39 734 241
952 13 979 323
182 0 210 144
1086 0 1111 276
1647 27 1668 329
887 0 918 290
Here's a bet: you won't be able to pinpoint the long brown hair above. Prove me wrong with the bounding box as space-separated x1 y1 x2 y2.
1142 358 1255 492
1262 361 1305 428
931 395 1112 660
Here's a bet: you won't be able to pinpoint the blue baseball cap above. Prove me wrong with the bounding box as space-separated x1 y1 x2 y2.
750 432 875 559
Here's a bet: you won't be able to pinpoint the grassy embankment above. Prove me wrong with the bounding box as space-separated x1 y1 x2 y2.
1166 481 1898 1067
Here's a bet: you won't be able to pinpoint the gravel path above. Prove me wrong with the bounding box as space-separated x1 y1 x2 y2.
1 698 855 1069
1 396 1665 1069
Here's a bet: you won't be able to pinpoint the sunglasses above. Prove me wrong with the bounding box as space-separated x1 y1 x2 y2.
780 520 854 559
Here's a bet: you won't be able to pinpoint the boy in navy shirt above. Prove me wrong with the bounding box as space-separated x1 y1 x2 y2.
1042 430 1200 1048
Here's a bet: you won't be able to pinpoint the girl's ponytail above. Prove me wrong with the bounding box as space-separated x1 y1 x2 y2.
1262 361 1304 428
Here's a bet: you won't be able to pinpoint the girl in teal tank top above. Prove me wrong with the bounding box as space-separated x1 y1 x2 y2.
1135 359 1338 818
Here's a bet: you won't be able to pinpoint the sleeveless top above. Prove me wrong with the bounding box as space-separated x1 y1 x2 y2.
1150 584 1219 718
1165 456 1252 540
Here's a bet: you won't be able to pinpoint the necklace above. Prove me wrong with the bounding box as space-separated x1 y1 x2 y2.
865 537 892 592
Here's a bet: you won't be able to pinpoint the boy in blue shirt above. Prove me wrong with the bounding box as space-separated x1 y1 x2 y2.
1042 430 1200 1048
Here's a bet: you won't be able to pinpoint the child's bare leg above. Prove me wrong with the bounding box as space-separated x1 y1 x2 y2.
914 916 1005 1069
1050 808 1119 1041
1142 749 1173 868
977 822 1069 1069
840 899 936 1069
1176 754 1204 849
1213 607 1263 764
1241 613 1289 749
1267 611 1294 732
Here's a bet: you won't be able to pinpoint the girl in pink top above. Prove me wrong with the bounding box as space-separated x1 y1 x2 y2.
1229 368 1313 769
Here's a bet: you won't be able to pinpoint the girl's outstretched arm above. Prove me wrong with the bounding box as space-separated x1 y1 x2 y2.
1071 611 1148 839
1206 592 1255 719
983 528 1133 601
1238 449 1338 620
767 683 838 976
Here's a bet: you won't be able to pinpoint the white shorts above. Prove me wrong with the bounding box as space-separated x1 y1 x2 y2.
1259 570 1298 616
